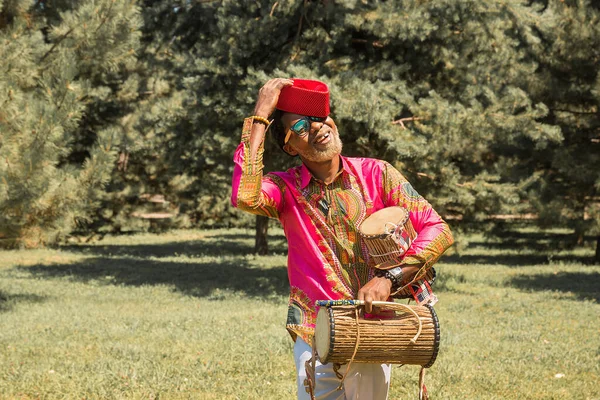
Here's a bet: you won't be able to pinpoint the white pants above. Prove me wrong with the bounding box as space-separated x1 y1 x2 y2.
294 338 391 400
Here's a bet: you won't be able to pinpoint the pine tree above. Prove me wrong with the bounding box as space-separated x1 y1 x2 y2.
0 0 141 247
120 1 310 229
520 0 599 254
8 0 590 256
149 1 560 231
81 1 190 235
294 0 564 227
176 0 596 254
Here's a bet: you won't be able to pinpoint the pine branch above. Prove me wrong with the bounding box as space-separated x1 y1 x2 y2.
352 39 384 48
270 2 279 17
295 0 308 42
416 172 434 179
551 108 598 115
40 27 75 62
95 0 115 34
391 117 422 129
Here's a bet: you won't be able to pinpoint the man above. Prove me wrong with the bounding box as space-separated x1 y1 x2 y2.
231 78 453 400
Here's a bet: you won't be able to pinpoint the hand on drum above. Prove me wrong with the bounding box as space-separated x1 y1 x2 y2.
357 276 392 314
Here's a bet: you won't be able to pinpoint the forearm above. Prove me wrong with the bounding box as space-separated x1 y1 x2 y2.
231 78 293 216
399 217 454 274
232 117 268 209
398 265 421 285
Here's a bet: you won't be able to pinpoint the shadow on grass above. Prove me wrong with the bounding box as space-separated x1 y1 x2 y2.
483 230 596 246
63 232 289 259
510 272 600 302
442 253 597 266
0 291 47 312
445 230 598 266
19 257 289 300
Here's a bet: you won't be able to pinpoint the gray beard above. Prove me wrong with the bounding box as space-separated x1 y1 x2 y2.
297 134 343 163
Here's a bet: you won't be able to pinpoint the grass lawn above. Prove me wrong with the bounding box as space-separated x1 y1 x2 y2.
0 228 598 399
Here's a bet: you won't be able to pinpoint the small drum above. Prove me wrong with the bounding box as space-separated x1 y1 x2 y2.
359 206 417 271
360 206 436 298
314 300 440 367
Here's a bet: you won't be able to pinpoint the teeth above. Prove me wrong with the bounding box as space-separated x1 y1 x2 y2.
315 132 331 144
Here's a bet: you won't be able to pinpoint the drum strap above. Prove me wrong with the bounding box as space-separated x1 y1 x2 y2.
335 307 362 391
303 337 317 400
369 248 408 258
391 263 431 298
418 366 429 400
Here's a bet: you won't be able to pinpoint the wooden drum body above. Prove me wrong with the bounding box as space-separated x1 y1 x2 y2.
359 206 417 271
314 301 440 367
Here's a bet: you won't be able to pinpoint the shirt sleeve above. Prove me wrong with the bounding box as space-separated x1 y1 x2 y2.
381 161 454 271
231 117 284 219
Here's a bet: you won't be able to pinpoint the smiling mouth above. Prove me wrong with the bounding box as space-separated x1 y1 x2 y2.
313 131 332 145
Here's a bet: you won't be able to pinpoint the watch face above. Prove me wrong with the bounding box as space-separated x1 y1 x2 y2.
388 267 403 279
387 267 403 286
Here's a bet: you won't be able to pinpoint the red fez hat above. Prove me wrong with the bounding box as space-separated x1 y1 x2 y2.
276 78 330 118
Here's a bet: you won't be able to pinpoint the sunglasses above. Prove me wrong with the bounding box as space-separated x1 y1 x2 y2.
284 116 328 144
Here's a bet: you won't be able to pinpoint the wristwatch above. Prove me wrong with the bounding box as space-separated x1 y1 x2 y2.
376 266 404 290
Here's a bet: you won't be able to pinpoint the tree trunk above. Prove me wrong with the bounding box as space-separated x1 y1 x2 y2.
596 236 600 263
576 232 584 246
255 215 269 255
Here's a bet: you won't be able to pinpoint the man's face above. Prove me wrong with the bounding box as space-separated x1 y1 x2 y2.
281 113 343 162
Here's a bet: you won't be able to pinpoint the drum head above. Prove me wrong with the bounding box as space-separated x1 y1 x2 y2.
359 206 408 236
314 308 332 363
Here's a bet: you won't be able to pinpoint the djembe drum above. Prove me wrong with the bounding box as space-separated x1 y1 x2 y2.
359 206 435 298
314 300 440 367
359 206 416 269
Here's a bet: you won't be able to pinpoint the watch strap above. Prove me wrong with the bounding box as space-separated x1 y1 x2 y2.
376 266 404 290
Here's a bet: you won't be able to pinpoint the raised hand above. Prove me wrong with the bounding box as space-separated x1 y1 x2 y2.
253 78 294 118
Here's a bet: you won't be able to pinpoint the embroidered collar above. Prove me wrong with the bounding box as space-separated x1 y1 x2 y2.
299 156 355 189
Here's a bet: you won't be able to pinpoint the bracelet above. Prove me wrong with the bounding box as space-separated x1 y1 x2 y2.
250 115 270 126
375 267 404 290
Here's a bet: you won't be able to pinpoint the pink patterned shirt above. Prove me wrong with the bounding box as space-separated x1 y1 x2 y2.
232 117 454 342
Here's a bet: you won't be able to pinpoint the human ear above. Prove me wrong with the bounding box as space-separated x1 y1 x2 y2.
283 143 299 156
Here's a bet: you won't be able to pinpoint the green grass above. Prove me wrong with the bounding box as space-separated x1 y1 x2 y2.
0 228 598 399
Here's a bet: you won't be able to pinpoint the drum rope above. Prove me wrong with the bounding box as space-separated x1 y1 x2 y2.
390 263 431 297
418 366 429 400
384 222 400 235
390 303 423 343
382 213 410 236
336 307 362 391
368 248 408 258
303 337 317 400
333 363 343 380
